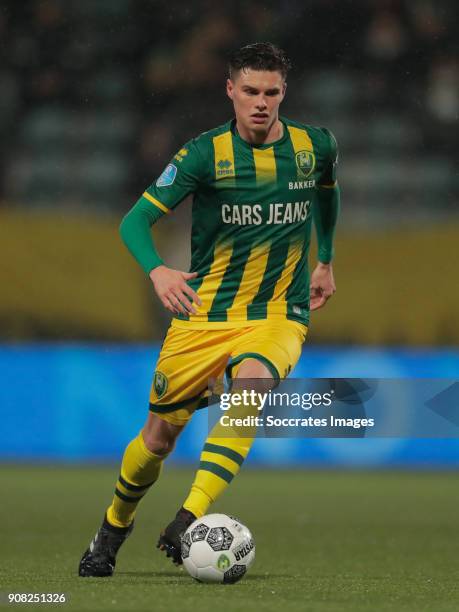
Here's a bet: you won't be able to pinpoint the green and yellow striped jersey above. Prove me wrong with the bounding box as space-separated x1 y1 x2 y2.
141 116 338 328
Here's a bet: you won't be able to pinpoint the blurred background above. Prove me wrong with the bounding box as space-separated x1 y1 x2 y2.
1 0 458 467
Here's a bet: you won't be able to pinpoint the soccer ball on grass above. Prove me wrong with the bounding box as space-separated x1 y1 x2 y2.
181 513 255 583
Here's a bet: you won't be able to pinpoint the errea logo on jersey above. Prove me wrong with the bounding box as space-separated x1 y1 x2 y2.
174 148 188 162
216 159 234 177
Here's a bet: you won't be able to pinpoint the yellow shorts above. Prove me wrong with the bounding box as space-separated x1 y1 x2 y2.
149 319 307 426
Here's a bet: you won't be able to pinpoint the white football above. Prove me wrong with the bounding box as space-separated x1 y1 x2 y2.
181 513 255 583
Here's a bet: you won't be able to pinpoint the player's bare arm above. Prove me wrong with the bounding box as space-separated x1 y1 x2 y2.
118 196 201 316
149 265 201 316
309 262 336 311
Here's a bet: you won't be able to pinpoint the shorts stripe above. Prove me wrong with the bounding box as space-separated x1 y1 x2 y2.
198 461 234 483
149 389 206 413
202 443 244 466
226 352 280 380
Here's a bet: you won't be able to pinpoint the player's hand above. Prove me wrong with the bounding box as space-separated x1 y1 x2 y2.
149 265 202 315
309 262 336 311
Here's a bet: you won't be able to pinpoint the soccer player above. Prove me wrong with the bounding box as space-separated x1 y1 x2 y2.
79 42 339 577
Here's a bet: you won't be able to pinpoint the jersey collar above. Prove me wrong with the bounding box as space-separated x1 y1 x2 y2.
230 117 289 150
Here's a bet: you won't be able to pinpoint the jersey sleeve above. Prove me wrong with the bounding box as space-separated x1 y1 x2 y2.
140 139 205 215
317 128 339 187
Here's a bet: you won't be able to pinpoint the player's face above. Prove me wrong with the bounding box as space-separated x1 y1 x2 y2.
226 69 286 136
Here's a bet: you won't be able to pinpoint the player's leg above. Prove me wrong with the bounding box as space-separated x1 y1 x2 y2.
181 320 307 519
181 358 272 519
153 327 241 563
78 324 223 577
161 320 307 564
159 357 272 565
78 413 185 577
146 324 232 562
105 413 183 529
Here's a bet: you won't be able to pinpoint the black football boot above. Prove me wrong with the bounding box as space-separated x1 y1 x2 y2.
78 515 134 577
157 507 196 565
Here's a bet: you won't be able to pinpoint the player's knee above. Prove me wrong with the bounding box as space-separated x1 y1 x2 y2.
142 413 183 457
234 358 274 380
143 435 176 457
142 425 178 456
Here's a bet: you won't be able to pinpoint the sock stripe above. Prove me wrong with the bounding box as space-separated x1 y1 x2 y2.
118 474 155 492
203 443 245 466
199 461 234 483
114 487 146 504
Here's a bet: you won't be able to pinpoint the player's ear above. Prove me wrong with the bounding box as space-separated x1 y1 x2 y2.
226 78 234 100
281 81 287 98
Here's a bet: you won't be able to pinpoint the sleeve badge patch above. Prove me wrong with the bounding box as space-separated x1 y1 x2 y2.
156 164 177 187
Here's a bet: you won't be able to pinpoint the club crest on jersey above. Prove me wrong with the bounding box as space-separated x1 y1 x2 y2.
156 164 177 187
295 150 315 178
153 371 168 399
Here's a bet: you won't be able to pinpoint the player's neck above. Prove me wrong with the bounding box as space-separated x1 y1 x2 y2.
235 118 283 146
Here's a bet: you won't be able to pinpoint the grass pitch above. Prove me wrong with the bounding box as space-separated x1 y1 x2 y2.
1 466 459 612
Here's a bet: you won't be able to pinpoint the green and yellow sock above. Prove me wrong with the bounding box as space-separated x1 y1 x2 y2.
183 384 261 517
183 423 255 517
106 432 164 528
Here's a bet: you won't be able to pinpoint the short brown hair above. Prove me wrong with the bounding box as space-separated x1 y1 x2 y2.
228 42 291 80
